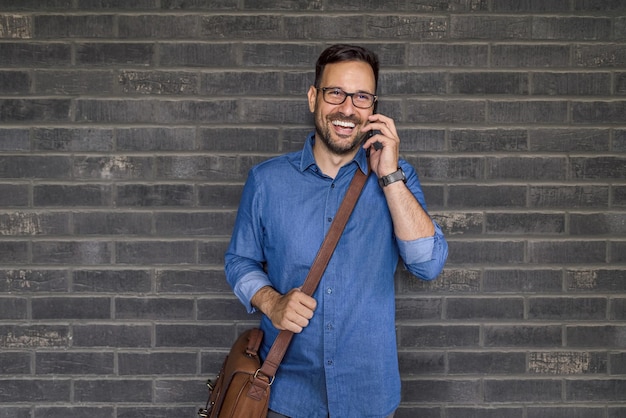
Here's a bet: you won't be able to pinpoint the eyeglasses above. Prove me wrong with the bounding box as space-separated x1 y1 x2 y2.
317 87 377 109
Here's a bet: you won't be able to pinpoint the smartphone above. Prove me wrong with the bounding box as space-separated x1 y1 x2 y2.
368 129 383 150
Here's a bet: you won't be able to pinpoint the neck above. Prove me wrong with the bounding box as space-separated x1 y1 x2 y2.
312 136 360 179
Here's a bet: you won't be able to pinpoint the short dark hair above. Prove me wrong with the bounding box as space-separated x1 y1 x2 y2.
314 44 379 92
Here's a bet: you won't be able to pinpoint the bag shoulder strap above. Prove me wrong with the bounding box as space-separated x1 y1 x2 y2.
258 167 368 380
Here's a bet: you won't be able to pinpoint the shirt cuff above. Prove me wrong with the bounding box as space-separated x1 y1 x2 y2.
233 271 273 314
397 221 443 264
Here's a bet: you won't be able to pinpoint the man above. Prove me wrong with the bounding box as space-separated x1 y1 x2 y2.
225 44 448 418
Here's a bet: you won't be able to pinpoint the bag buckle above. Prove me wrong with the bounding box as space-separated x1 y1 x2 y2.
253 369 275 386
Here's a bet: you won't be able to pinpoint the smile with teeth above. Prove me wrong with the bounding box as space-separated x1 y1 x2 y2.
332 120 356 129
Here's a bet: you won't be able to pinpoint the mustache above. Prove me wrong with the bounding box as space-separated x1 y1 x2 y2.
327 112 362 125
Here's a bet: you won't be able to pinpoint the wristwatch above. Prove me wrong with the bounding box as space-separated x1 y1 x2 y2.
378 168 406 188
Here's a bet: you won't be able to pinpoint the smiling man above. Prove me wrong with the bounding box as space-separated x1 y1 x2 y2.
225 44 448 418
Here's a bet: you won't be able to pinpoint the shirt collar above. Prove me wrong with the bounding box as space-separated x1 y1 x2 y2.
299 132 370 175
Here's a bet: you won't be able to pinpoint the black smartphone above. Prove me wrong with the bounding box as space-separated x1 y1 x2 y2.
368 129 383 150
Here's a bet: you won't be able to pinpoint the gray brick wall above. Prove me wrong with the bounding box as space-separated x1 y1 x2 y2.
0 1 625 417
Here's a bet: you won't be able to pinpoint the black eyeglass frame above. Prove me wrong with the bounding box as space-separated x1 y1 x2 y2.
316 87 378 109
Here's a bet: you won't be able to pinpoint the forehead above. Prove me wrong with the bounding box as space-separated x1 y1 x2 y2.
319 61 376 92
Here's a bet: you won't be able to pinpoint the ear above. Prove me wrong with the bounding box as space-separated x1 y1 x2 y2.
307 85 317 113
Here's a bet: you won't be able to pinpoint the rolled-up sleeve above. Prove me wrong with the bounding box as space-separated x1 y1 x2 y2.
397 221 448 281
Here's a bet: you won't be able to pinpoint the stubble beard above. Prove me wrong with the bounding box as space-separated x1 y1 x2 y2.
315 112 366 156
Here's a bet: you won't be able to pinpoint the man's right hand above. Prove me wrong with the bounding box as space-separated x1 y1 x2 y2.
251 286 317 333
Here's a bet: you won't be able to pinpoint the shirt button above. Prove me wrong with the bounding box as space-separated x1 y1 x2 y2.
326 323 334 330
327 217 332 222
327 360 333 366
326 288 332 294
331 183 335 188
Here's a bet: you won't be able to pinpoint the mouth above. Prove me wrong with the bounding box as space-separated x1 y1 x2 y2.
331 119 357 136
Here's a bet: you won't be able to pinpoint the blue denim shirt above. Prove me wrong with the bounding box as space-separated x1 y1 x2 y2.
225 133 448 418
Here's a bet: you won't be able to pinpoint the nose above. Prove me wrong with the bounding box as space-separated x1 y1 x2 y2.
336 95 357 116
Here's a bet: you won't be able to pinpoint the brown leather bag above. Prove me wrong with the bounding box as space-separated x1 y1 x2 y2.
198 168 367 418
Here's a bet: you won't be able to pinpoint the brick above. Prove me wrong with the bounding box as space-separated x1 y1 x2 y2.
617 130 626 152
532 72 611 96
0 128 29 151
33 127 114 152
119 15 198 38
241 0 320 10
574 44 626 67
610 298 626 320
32 241 112 265
448 352 526 374
202 71 280 96
405 99 485 123
446 240 525 265
199 127 279 153
34 184 112 206
528 241 606 264
449 129 528 152
398 325 480 348
0 14 32 38
73 212 152 236
571 213 626 236
566 269 626 292
492 0 570 11
202 15 281 39
0 211 70 235
198 184 243 208
32 297 111 320
115 297 194 320
73 269 152 293
399 268 481 293
397 351 444 375
528 407 605 418
159 43 237 67
76 43 154 66
34 69 115 95
76 0 158 8
34 14 114 38
117 407 196 418
421 185 445 210
447 297 524 320
492 45 570 67
396 407 441 418
0 269 68 293
448 185 527 209
74 156 153 180
528 351 608 375
0 70 30 93
115 241 196 265
610 408 626 418
529 297 607 320
572 157 626 180
567 325 626 348
376 71 446 95
618 18 626 41
0 156 71 179
450 16 531 39
611 242 626 262
485 157 567 180
0 42 70 67
118 70 199 96
533 17 611 41
0 379 70 402
118 352 196 375
36 352 114 374
450 72 528 95
0 98 70 122
485 379 562 402
447 408 523 418
395 297 442 320
241 99 310 124
573 101 626 124
72 325 151 348
567 379 626 401
0 408 30 418
529 185 609 209
155 324 234 348
154 379 207 403
241 43 319 67
117 127 196 151
611 352 626 374
197 297 252 320
0 297 26 319
156 155 240 181
155 212 236 236
156 269 231 294
75 379 152 403
0 325 70 349
431 212 483 236
485 212 565 234
618 73 626 95
489 101 568 124
0 241 29 264
366 16 447 40
529 128 610 152
484 325 562 347
483 269 562 293
0 0 71 9
34 408 114 418
408 44 489 67
398 128 446 152
116 184 194 207
0 352 30 374
615 186 626 207
401 379 481 403
406 156 483 181
574 0 626 12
